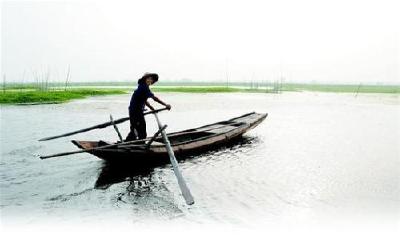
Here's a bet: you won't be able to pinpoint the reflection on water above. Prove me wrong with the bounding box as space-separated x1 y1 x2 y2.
95 137 255 189
93 136 257 221
95 163 154 189
1 92 399 225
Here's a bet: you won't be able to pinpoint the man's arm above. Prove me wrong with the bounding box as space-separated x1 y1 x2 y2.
152 95 171 110
145 100 155 111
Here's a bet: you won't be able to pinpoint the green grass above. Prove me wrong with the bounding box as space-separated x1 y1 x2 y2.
152 86 243 93
153 84 400 94
280 84 400 93
153 86 282 93
3 82 399 93
1 82 398 105
0 89 127 104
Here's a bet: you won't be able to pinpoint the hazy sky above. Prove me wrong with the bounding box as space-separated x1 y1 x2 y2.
1 0 399 83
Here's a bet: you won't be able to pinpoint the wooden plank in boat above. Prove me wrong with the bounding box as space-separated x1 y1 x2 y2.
205 125 237 134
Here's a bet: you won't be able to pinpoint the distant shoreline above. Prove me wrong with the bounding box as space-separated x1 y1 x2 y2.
1 83 398 105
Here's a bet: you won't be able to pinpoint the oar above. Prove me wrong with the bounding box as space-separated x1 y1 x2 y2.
39 108 168 141
39 138 148 159
109 114 123 141
153 112 195 205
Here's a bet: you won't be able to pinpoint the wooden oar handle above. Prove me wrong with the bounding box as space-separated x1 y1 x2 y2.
143 107 169 115
39 107 169 141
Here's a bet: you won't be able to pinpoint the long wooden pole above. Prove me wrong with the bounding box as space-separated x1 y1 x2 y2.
39 108 168 141
40 122 235 159
39 138 147 159
110 114 123 141
153 112 195 205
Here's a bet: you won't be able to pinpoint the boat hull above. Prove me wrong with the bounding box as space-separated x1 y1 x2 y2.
73 112 267 166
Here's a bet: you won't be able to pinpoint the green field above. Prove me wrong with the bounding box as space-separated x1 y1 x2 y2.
152 86 243 93
1 82 398 105
0 89 127 104
280 84 399 93
153 84 399 94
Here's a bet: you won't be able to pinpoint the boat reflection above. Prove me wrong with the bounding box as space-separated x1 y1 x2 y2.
94 136 257 189
95 162 155 189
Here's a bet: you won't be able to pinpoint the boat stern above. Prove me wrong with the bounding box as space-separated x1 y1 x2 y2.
72 140 100 150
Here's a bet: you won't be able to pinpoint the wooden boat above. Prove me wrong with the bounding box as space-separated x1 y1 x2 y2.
72 112 267 165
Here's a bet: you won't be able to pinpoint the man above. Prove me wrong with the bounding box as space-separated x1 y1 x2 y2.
125 73 171 141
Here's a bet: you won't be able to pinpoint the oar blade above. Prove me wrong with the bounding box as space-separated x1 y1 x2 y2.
154 113 195 205
174 170 195 205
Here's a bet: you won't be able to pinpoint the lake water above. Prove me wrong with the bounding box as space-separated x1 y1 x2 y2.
1 92 399 226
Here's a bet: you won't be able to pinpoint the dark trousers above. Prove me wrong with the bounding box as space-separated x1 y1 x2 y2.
126 110 147 141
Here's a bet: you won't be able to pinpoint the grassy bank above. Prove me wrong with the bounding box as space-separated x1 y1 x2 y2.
280 84 399 93
0 89 127 104
153 85 399 94
1 82 398 105
4 82 399 94
152 86 244 93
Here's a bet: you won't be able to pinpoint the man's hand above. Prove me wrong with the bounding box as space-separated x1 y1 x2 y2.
166 104 171 110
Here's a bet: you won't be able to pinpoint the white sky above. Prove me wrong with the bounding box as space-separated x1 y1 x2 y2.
1 0 399 83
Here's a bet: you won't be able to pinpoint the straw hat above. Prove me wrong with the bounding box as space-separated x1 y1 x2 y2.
139 73 159 84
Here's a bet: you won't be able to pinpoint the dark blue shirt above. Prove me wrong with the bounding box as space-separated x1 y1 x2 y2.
129 82 155 112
